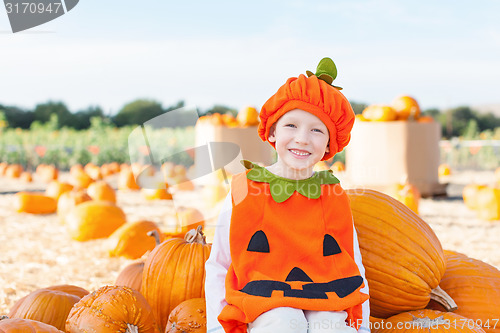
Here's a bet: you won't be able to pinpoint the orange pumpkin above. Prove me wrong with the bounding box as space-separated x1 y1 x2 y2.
237 106 260 126
8 286 88 331
65 201 126 241
142 188 173 200
56 190 92 224
373 309 486 333
417 115 435 123
19 172 32 183
0 162 8 175
14 192 57 214
45 181 74 200
330 161 346 172
346 189 455 318
37 165 59 183
387 181 421 214
141 227 211 331
65 285 158 333
115 261 145 292
118 168 141 190
86 180 116 203
69 170 94 189
438 163 452 177
362 105 397 122
427 251 500 333
313 161 330 171
475 186 500 221
391 95 421 120
165 298 207 333
0 317 64 333
107 220 163 259
463 184 487 210
5 164 23 178
174 207 205 235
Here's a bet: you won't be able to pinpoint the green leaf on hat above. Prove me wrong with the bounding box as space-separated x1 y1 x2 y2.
306 57 343 90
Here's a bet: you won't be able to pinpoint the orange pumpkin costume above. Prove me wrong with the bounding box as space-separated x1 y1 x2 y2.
217 164 369 332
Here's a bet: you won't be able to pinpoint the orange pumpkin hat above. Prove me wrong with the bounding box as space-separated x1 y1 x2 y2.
258 58 355 161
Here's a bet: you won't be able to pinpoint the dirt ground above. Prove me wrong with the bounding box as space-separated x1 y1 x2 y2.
0 170 499 315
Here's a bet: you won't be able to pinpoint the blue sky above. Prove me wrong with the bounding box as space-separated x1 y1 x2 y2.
1 0 500 115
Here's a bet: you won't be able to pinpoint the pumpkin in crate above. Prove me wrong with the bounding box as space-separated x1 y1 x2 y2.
237 106 259 126
427 250 500 333
86 180 116 203
141 227 211 331
115 261 145 292
346 189 456 318
391 95 421 120
45 181 74 200
65 201 126 241
66 285 158 333
361 105 397 122
14 192 57 214
107 220 163 259
8 285 88 331
373 309 485 333
166 298 207 333
0 317 64 333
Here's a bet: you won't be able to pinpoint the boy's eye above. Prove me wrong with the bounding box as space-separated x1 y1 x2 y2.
312 128 324 133
285 124 296 128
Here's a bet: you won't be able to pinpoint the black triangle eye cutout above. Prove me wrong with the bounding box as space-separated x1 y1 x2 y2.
247 230 270 253
323 234 341 256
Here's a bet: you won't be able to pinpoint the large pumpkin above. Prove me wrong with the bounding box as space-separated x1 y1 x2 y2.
45 181 74 201
373 309 485 333
14 192 57 214
361 105 397 121
165 298 207 333
107 220 163 259
65 285 158 333
65 201 126 241
427 250 500 333
8 285 88 331
0 317 64 333
141 227 211 331
346 189 455 318
115 261 145 292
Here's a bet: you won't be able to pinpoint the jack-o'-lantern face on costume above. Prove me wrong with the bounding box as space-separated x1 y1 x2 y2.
218 165 368 331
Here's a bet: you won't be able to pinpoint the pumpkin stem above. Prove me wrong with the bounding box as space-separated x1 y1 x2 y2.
430 286 457 311
185 225 207 244
126 324 139 333
147 230 162 246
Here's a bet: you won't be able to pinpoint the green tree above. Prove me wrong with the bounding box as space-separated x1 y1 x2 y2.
33 101 72 128
350 101 368 115
71 106 106 130
112 99 164 127
1 105 34 129
203 104 237 117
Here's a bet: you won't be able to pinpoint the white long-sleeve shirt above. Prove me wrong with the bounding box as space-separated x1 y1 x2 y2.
205 190 371 333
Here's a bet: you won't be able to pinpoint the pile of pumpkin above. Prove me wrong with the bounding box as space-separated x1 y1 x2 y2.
197 106 260 127
462 167 500 221
358 95 434 123
3 187 500 332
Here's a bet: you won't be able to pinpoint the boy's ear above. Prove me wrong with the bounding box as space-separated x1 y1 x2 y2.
268 125 276 143
325 143 330 154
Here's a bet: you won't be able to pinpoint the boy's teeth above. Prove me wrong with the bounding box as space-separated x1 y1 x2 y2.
290 149 309 156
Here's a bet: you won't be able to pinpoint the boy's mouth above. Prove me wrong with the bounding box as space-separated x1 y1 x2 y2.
289 149 311 157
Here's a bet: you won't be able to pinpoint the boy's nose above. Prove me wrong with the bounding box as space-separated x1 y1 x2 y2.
294 130 309 144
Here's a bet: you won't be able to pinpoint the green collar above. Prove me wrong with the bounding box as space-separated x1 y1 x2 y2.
241 160 340 203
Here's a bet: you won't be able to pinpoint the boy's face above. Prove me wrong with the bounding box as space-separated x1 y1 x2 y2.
268 109 330 178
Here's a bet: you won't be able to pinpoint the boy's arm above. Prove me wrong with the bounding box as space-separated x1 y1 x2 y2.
353 223 371 333
205 191 233 333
